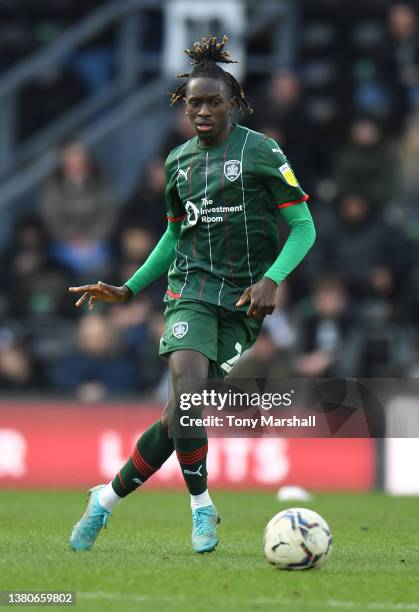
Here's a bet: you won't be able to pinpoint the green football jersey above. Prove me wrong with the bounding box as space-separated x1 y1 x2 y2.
164 124 308 311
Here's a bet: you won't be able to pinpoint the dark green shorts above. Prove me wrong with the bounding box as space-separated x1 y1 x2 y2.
159 298 263 378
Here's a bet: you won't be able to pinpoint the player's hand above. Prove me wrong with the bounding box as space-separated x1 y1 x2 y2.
236 277 278 318
69 282 132 310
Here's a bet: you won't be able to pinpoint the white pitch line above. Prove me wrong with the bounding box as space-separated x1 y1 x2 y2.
327 601 419 611
79 591 419 611
80 591 186 603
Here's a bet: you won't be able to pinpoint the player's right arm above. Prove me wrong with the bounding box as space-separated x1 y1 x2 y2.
69 152 185 310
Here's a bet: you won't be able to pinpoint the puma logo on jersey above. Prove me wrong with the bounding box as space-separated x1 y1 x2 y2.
183 465 203 477
178 167 190 181
272 147 283 154
221 342 243 373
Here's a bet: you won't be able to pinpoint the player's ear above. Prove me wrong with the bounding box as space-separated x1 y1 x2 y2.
228 97 235 114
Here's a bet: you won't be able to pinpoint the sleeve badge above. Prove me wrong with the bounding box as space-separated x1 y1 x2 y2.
279 163 299 187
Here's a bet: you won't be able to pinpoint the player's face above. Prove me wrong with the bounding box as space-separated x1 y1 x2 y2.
185 77 235 147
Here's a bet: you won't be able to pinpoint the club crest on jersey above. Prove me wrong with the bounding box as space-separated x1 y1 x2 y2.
224 160 242 182
172 321 188 339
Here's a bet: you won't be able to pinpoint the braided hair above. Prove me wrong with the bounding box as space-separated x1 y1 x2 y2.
169 35 252 114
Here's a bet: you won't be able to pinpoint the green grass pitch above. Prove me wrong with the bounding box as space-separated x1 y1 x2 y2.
0 490 418 611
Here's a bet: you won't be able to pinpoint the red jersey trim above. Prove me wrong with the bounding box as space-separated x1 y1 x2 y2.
277 194 309 209
166 289 181 299
167 214 186 222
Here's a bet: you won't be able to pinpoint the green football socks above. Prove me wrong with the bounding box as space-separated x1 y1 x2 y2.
112 420 174 497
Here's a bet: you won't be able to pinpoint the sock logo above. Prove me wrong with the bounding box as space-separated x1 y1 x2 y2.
132 477 143 485
183 464 203 477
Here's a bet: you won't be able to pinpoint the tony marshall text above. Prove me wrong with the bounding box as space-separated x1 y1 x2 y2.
179 415 317 429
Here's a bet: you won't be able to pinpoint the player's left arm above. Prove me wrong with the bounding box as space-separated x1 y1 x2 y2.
236 138 315 318
264 202 316 285
236 203 315 317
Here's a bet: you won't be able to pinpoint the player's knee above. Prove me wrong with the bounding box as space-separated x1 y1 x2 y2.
172 372 194 398
161 405 176 428
160 410 168 428
169 351 209 419
161 396 175 428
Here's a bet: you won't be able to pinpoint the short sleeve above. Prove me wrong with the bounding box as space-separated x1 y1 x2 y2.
165 154 186 222
255 137 309 209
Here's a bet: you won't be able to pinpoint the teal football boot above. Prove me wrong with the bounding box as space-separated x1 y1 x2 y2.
70 485 110 551
191 505 220 553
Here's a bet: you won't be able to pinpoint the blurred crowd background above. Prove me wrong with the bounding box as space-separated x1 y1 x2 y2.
1 0 419 401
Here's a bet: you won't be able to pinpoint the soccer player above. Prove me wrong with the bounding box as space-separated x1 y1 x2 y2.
68 35 316 554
